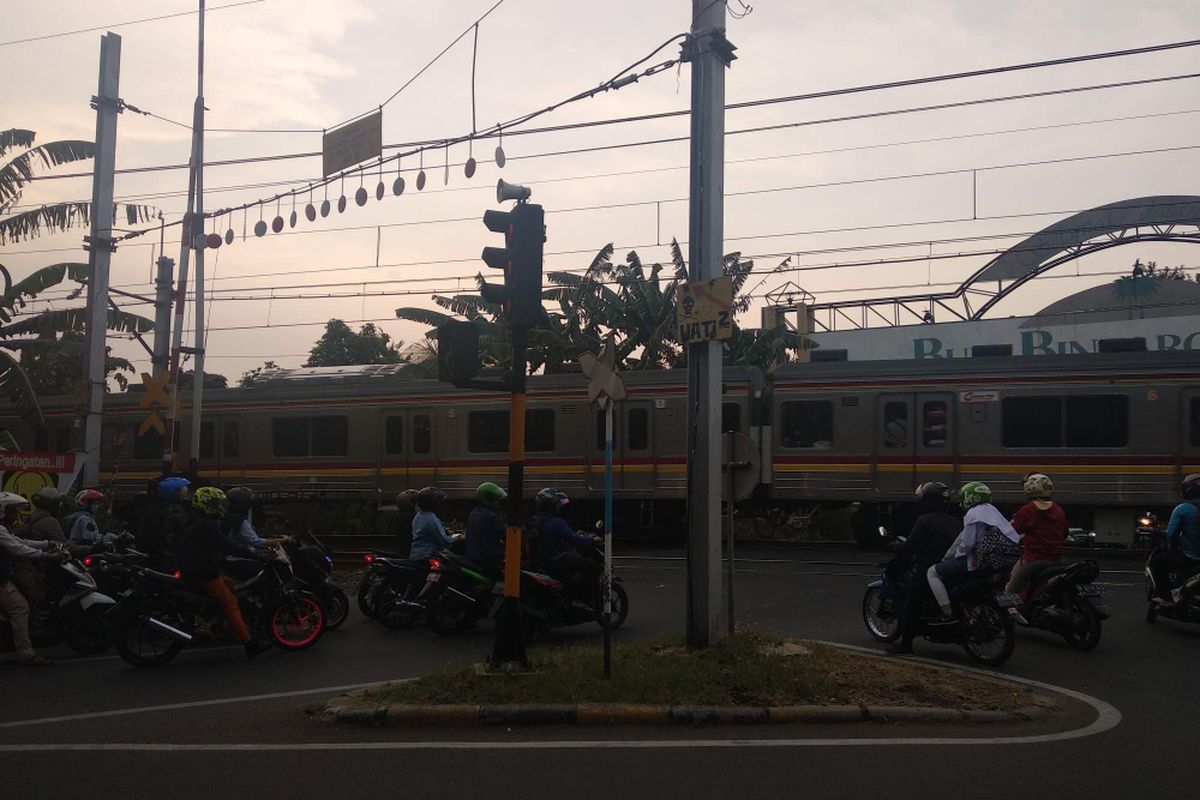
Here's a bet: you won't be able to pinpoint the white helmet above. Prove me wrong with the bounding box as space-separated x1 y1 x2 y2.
0 491 31 511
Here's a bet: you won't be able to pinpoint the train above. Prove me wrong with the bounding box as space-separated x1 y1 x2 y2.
11 348 1200 546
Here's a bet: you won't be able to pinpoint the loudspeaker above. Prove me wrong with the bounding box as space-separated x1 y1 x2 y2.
496 179 532 203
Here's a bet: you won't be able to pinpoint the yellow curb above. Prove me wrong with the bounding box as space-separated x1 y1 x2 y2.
767 705 867 724
385 705 480 726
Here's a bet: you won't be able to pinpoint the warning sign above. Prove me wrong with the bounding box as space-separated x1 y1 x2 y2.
676 276 734 344
322 110 383 177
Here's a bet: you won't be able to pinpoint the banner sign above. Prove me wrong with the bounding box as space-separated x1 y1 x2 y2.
322 110 383 177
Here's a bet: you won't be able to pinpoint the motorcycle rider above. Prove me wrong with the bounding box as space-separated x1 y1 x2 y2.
1005 473 1068 597
927 481 1021 618
408 487 462 560
66 489 115 550
175 487 264 658
0 492 67 665
465 482 507 578
887 482 961 655
221 486 289 580
18 488 67 544
1149 473 1200 607
143 476 195 571
531 488 602 605
395 488 419 556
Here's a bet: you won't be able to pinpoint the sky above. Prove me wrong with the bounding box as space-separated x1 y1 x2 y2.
3 0 1200 383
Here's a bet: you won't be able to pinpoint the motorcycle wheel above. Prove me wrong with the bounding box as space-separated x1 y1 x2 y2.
426 596 469 637
269 592 325 651
376 576 423 631
862 586 900 643
1062 598 1102 651
595 583 630 630
356 575 380 619
112 607 184 667
59 603 113 655
322 586 350 630
961 602 1015 667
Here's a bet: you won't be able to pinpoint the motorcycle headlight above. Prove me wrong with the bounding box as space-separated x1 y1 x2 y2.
1139 517 1152 526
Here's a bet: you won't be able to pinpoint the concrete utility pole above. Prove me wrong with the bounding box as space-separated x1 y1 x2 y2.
684 0 732 647
152 256 174 373
82 32 122 487
188 0 208 471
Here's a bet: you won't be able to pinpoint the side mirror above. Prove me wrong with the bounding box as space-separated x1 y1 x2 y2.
878 526 889 538
595 520 604 533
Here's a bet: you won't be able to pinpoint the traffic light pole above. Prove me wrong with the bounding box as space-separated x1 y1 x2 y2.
684 0 729 648
491 327 530 669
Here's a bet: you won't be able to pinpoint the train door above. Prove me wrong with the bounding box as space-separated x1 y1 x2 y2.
1181 389 1200 474
591 405 624 493
622 400 655 493
876 394 915 494
382 412 409 488
409 410 436 487
914 393 955 488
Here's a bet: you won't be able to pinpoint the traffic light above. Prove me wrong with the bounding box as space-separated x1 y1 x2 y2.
481 181 546 331
437 320 480 384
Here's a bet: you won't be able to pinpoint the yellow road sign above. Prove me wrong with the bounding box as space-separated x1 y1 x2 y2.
138 411 165 437
138 371 170 409
676 276 734 344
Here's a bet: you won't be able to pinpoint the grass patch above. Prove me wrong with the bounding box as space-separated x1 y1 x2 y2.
362 630 1039 711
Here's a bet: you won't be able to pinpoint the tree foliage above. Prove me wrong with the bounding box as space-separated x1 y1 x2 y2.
305 320 402 367
176 369 228 390
238 360 278 387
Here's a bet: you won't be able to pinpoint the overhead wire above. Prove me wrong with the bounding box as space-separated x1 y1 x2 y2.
0 0 266 47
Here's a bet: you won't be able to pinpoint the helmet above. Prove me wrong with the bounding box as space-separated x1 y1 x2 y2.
958 481 992 511
535 487 569 514
192 486 229 518
1183 474 1200 500
32 487 62 511
395 489 419 511
227 486 256 514
416 486 446 512
0 491 30 512
475 482 507 510
914 481 951 506
156 476 192 502
1022 473 1054 500
76 489 105 508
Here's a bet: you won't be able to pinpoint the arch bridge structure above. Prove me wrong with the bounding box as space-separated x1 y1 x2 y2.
797 196 1200 332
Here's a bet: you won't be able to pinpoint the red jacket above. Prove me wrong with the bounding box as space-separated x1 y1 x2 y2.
1011 501 1067 562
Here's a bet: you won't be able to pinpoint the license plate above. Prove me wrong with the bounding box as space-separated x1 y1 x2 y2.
995 592 1022 608
1079 584 1107 597
425 573 441 583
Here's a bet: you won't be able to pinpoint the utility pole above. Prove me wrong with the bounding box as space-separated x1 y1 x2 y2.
684 0 733 647
188 0 208 472
152 256 174 373
81 32 122 488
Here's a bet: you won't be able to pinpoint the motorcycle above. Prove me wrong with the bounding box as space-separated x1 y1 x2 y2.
419 552 498 636
83 548 153 598
283 532 348 629
1134 512 1163 550
1144 545 1200 626
109 545 324 667
357 552 430 628
862 556 1018 666
1013 560 1109 650
1 547 118 656
517 543 629 641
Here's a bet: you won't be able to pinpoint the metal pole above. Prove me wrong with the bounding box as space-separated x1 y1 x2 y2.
188 0 207 472
684 0 728 648
152 257 174 374
603 398 614 678
725 437 736 638
82 32 122 488
491 328 529 669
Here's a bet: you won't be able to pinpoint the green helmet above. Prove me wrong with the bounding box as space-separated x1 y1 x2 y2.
192 486 229 518
958 481 992 510
475 482 507 509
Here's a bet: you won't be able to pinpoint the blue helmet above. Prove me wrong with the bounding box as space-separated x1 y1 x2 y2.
156 476 192 502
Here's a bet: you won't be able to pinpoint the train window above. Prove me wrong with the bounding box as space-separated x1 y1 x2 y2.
469 409 555 452
133 428 164 460
412 414 431 454
883 402 909 449
223 421 240 459
628 408 649 451
1002 397 1062 447
922 401 948 448
1066 396 1127 448
272 418 310 457
199 422 215 459
385 417 404 455
722 402 741 433
1192 399 1200 447
781 401 834 449
311 417 349 456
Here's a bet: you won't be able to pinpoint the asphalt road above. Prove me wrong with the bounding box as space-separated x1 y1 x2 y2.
2 545 1197 800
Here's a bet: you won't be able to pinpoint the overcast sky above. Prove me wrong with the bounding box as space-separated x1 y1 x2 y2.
3 0 1199 382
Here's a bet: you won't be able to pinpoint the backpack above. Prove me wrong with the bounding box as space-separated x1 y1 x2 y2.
976 525 1021 571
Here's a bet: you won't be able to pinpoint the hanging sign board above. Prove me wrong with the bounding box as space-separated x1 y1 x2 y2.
677 276 734 344
322 110 383 177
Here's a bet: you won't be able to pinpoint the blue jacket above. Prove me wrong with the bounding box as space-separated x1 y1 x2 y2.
1166 501 1200 560
533 513 592 564
409 510 453 560
465 504 505 567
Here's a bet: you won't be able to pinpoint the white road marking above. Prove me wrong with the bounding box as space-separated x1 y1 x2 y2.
0 643 1119 751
